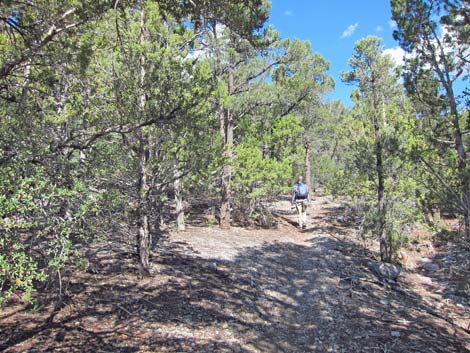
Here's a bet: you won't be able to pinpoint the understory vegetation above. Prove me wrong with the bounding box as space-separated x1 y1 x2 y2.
0 0 469 306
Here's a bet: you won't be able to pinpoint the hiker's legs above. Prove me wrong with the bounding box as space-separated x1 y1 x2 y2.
295 202 303 228
301 202 307 227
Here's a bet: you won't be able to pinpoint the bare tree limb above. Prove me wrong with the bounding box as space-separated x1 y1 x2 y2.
56 107 181 155
418 155 466 213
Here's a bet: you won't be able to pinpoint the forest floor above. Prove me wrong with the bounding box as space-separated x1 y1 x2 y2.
1 193 470 353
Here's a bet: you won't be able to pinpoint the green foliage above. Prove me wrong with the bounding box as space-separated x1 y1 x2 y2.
2 0 432 303
0 164 95 304
391 0 470 238
233 114 304 203
0 0 282 302
0 235 46 305
337 36 428 260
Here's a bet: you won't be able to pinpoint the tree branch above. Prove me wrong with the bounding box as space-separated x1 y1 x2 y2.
418 155 466 212
56 107 181 154
233 58 283 94
1 7 80 80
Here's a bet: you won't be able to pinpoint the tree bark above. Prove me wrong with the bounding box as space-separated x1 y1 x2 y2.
305 140 312 191
174 158 185 232
136 4 151 273
376 133 388 262
79 87 91 170
449 105 469 240
427 36 470 239
220 60 235 229
19 59 32 110
373 95 389 262
137 142 151 272
220 111 233 229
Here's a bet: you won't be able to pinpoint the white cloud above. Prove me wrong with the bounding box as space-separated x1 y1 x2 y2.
376 25 383 32
187 23 227 60
284 10 293 16
389 20 397 29
434 24 469 76
383 46 406 66
340 23 358 39
383 24 468 83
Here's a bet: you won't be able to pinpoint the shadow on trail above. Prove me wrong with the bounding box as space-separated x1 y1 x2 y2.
1 228 469 352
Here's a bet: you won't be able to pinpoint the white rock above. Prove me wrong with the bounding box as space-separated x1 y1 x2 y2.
415 274 432 285
368 261 402 280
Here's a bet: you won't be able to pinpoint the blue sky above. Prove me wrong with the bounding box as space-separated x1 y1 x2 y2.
268 0 402 106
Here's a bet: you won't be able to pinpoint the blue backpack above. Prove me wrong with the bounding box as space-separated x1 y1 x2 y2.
295 183 308 199
7 11 20 29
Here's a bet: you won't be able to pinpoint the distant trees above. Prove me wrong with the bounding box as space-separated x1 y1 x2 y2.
0 0 265 301
209 28 333 228
0 0 333 302
341 36 418 262
391 0 470 239
329 0 469 264
3 0 467 305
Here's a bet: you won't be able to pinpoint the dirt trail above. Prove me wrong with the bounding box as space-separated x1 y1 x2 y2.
1 195 469 352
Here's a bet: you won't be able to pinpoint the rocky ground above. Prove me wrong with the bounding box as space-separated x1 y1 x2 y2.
1 194 469 352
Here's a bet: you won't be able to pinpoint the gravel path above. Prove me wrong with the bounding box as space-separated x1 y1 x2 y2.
1 195 469 352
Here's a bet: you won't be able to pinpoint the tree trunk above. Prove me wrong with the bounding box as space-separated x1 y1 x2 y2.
449 108 470 239
377 137 388 262
19 59 32 110
460 159 470 239
138 143 151 273
305 140 312 191
136 4 151 274
220 111 233 229
374 98 389 262
79 87 91 171
430 39 470 239
464 199 470 239
174 161 185 232
464 216 470 241
220 61 235 229
138 216 150 270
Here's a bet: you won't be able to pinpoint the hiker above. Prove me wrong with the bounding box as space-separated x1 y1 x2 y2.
291 176 311 229
6 11 20 29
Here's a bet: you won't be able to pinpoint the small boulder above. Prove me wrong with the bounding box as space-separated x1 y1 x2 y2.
423 263 440 272
208 261 218 271
368 261 402 281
